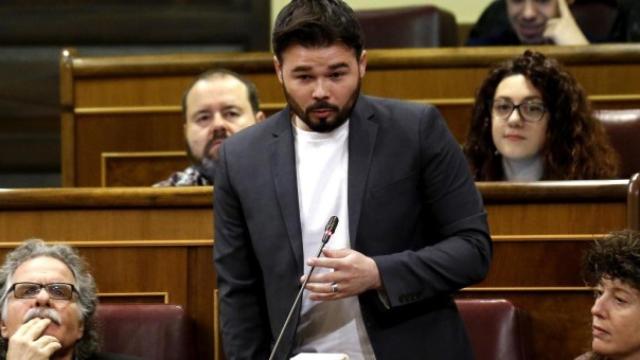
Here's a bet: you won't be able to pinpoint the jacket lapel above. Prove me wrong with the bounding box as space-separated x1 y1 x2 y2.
348 97 378 248
269 109 304 273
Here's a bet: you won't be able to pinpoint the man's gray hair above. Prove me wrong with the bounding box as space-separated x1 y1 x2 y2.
0 239 99 359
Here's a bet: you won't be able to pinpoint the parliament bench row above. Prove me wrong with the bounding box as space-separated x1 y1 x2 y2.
98 108 640 187
60 44 640 186
0 177 637 359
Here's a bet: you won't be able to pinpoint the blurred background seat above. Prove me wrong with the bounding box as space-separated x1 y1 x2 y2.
456 298 532 360
570 0 619 43
356 5 458 48
594 109 640 178
96 303 193 360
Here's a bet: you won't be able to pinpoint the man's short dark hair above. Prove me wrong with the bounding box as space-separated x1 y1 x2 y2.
181 68 261 118
583 230 640 290
272 0 364 61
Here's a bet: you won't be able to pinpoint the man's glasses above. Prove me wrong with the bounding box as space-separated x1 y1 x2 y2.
8 282 77 301
492 99 547 122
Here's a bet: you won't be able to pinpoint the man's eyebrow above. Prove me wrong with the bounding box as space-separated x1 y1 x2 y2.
290 62 350 73
291 65 312 73
328 62 349 71
221 104 242 112
190 109 211 118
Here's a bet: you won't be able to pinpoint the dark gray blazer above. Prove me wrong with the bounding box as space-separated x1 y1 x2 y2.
214 95 492 360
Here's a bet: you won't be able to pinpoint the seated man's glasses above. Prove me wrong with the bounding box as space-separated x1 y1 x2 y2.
492 99 547 122
9 282 77 301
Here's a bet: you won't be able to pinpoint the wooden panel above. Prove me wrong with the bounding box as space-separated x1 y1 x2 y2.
75 112 184 186
487 202 626 234
485 236 597 287
61 44 640 186
102 151 189 187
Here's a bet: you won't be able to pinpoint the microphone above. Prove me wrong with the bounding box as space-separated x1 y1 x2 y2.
268 216 339 360
321 215 339 244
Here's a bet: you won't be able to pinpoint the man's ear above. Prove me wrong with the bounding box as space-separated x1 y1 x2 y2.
76 319 84 341
273 56 284 84
255 111 266 123
358 50 367 79
1 319 8 339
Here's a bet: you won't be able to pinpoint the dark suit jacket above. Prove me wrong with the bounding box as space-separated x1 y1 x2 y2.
214 95 492 360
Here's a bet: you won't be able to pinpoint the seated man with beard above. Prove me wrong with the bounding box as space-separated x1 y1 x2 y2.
0 239 137 360
154 69 265 186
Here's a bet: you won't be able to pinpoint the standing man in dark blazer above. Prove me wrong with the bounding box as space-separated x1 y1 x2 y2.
213 1 492 359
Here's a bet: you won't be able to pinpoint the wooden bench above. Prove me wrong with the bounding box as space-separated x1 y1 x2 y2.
60 44 640 186
0 177 637 359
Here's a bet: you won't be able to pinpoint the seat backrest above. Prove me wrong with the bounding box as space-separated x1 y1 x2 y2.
593 109 640 178
456 299 532 360
570 0 619 43
356 6 458 48
95 303 193 360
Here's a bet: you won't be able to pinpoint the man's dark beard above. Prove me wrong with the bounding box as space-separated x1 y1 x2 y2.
186 128 227 165
283 80 361 133
186 137 218 183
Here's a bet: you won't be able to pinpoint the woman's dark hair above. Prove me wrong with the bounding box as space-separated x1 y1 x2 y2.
463 50 619 180
583 230 640 291
272 0 364 62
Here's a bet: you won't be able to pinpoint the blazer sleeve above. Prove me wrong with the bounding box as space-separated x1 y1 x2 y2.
213 143 272 359
373 105 492 308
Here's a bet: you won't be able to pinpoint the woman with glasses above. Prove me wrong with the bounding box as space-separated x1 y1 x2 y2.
464 50 618 181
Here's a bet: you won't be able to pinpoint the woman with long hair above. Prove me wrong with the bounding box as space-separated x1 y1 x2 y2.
464 50 618 181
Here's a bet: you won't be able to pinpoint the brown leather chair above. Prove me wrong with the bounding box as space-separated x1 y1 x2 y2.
356 6 458 48
593 109 640 178
95 303 193 360
456 299 532 360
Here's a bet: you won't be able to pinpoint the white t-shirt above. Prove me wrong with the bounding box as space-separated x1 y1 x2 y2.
292 120 375 360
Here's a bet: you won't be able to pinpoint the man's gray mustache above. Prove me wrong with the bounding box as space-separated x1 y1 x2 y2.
23 307 61 325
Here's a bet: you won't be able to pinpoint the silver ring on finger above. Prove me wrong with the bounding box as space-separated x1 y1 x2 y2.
331 282 339 293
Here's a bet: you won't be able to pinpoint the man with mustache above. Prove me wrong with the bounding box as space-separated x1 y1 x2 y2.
0 240 136 360
213 1 492 359
154 69 265 186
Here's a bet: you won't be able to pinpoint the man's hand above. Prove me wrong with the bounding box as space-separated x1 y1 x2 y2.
543 0 589 45
301 248 382 301
6 318 61 360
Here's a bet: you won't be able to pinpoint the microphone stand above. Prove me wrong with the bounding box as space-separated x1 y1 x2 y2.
267 216 338 360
